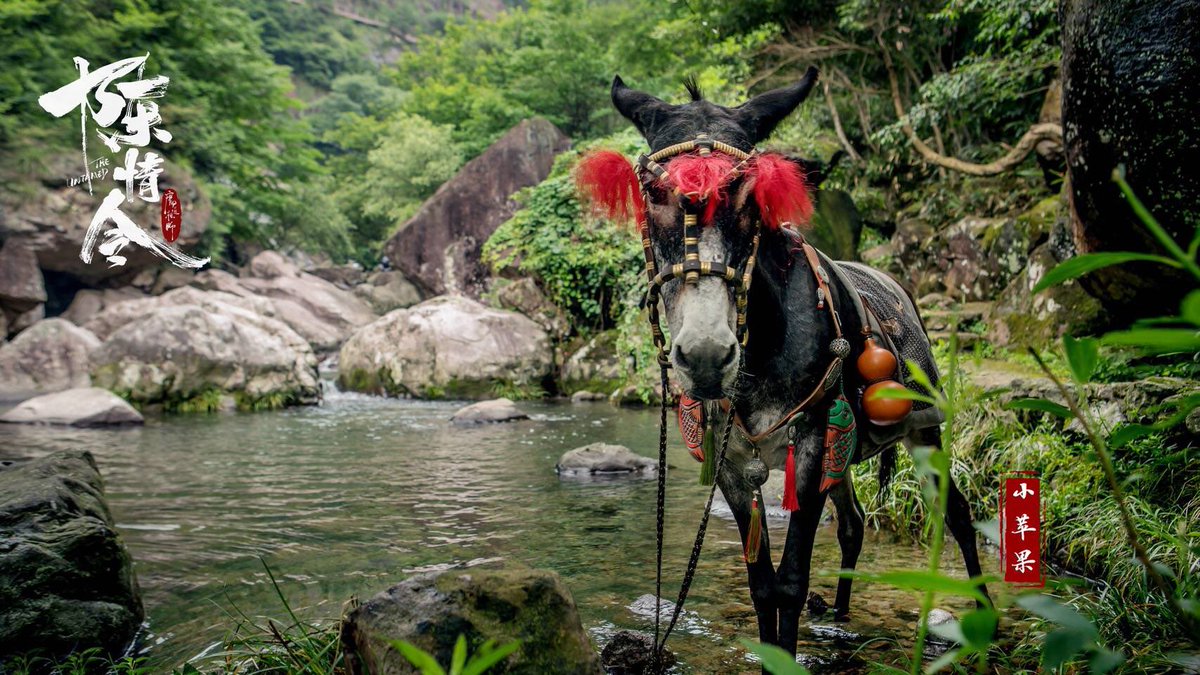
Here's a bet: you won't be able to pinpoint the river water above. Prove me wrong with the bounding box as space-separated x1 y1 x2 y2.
0 390 998 673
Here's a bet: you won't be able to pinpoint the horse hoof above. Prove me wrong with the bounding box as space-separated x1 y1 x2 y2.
833 611 851 623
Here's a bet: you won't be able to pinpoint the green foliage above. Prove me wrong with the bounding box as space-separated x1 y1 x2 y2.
390 635 522 675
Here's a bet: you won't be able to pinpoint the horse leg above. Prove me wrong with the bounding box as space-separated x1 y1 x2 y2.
717 469 778 646
907 426 991 607
829 471 865 621
776 482 826 656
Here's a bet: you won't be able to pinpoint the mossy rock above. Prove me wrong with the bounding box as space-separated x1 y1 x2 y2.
341 566 602 675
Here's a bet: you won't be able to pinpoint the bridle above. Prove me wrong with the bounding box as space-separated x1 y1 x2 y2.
636 134 854 671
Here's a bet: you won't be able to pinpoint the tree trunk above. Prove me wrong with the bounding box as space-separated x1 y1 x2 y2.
1061 0 1200 320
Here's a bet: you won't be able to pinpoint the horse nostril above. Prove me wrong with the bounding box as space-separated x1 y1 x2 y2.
674 346 690 369
720 344 737 368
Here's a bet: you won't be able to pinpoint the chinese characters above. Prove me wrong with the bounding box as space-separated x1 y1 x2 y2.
1001 474 1043 586
37 53 207 270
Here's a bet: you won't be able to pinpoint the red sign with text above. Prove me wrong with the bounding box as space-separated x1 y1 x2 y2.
1000 472 1044 587
161 188 182 243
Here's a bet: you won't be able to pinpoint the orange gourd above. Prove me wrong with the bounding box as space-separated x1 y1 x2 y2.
863 381 913 426
856 337 897 382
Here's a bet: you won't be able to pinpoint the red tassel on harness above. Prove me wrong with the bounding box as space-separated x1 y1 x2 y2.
782 443 799 512
747 154 814 229
662 153 737 224
575 150 646 228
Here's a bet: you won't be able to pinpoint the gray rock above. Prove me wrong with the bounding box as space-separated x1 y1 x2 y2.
338 296 552 399
570 390 606 403
61 287 148 326
354 271 422 314
383 118 572 298
0 318 100 400
600 630 675 675
89 292 320 410
341 567 602 675
556 443 657 476
0 451 143 661
310 263 366 290
450 398 529 425
0 387 143 426
488 277 569 340
83 286 275 341
0 239 46 313
561 332 625 396
240 251 378 352
6 303 43 337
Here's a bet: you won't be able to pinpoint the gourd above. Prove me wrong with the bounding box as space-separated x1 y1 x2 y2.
857 336 912 426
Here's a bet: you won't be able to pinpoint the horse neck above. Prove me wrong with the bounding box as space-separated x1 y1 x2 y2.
734 232 857 418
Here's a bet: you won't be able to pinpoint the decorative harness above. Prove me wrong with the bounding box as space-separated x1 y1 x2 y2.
635 134 862 669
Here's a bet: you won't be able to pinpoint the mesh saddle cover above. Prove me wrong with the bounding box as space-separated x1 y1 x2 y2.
834 261 939 412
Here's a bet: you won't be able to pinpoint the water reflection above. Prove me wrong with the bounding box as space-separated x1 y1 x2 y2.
0 394 998 672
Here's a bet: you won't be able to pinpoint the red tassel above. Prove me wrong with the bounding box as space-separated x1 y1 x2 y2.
744 497 763 563
782 443 799 512
575 150 646 228
748 154 813 229
663 153 737 224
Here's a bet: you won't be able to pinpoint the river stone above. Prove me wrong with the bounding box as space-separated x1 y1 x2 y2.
90 295 320 410
354 271 422 314
0 239 47 313
450 398 529 425
338 296 553 399
239 251 378 352
556 443 656 476
0 451 144 661
340 567 602 675
60 287 148 326
570 390 606 403
1 387 143 426
83 287 276 341
599 630 675 675
0 318 100 400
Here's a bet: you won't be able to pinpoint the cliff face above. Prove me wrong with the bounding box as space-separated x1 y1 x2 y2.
383 117 571 298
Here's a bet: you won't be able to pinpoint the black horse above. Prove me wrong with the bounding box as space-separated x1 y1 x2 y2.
607 67 988 658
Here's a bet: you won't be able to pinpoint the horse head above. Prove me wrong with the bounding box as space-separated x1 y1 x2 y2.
600 68 819 399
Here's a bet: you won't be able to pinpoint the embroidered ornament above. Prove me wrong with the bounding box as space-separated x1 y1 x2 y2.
677 395 706 463
820 394 857 494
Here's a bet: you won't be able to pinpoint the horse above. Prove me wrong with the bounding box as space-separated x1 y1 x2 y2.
578 66 989 661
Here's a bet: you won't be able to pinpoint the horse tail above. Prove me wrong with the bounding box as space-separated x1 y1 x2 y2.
877 445 897 502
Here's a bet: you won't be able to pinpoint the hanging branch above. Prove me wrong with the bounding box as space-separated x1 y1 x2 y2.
822 81 862 162
877 35 1063 177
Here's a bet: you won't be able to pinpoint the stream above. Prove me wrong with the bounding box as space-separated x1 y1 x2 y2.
0 389 1000 673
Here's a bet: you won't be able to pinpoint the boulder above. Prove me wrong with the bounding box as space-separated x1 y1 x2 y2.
150 266 196 295
6 304 44 338
450 398 529 425
555 443 657 476
83 286 275 341
570 391 606 403
383 118 571 298
0 451 143 661
310 263 366 290
0 318 100 400
0 239 47 313
60 287 148 326
488 277 569 340
560 332 626 396
338 296 553 399
240 251 378 352
600 631 675 675
354 271 422 314
1 388 143 426
0 152 210 284
989 243 1108 347
90 292 320 410
340 567 602 675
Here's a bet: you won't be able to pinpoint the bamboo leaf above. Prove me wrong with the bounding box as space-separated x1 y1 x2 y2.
739 639 812 675
450 635 467 675
1004 398 1073 419
1062 336 1099 384
1032 252 1180 294
461 639 521 675
389 640 446 675
1182 291 1200 326
959 608 999 649
1101 328 1200 355
1016 594 1097 634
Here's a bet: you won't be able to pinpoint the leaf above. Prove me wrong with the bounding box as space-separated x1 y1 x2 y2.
904 359 938 396
923 646 964 674
1062 336 1099 384
1016 594 1097 634
1004 397 1073 419
739 639 812 674
1101 328 1200 355
1182 291 1200 326
1032 252 1180 294
1089 646 1126 674
450 635 467 675
389 640 446 675
1041 627 1092 671
461 639 521 675
958 608 999 649
1108 423 1157 449
837 569 992 604
928 617 965 644
867 385 937 406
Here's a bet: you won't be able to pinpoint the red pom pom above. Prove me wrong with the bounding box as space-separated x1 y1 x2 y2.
663 153 737 224
575 150 645 228
748 154 813 229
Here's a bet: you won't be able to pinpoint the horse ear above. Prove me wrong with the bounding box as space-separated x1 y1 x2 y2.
733 66 819 144
612 75 674 145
